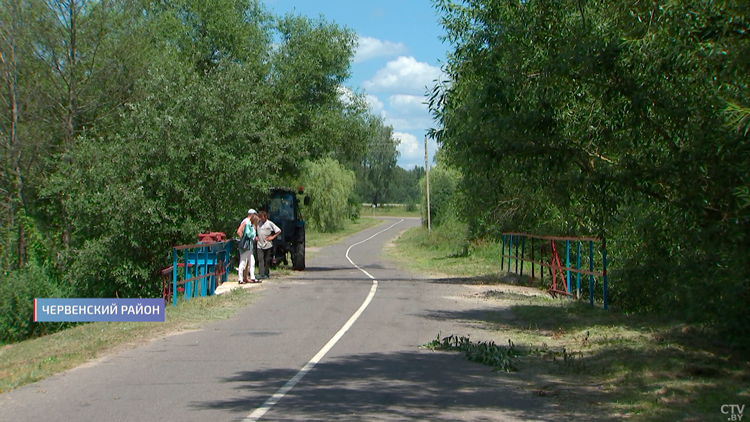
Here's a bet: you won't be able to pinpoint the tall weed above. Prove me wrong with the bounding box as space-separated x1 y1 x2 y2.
0 264 71 344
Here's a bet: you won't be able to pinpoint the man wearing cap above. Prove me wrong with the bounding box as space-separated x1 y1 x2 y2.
256 210 281 279
236 209 259 283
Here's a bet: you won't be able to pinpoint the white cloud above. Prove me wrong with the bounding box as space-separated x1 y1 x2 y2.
384 94 434 131
385 116 434 132
396 135 439 169
389 94 427 114
392 131 420 161
365 94 386 117
354 36 408 63
363 56 442 94
390 131 439 169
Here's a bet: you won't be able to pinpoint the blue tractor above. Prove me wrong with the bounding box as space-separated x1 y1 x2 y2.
266 187 309 270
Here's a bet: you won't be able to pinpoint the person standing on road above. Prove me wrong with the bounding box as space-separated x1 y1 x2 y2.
236 209 260 284
257 210 281 279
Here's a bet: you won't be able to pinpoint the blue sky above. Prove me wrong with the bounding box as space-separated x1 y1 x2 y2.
265 0 448 169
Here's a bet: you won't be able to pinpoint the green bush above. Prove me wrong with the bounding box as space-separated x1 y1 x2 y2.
0 264 71 344
347 189 361 221
420 165 460 227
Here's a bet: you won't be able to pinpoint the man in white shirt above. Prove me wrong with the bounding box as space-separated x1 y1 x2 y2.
256 210 281 279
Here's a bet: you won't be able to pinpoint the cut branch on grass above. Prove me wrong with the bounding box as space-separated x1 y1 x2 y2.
422 333 521 372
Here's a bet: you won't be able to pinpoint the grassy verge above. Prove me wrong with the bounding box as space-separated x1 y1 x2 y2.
387 223 750 421
0 288 255 393
385 218 510 280
360 203 421 218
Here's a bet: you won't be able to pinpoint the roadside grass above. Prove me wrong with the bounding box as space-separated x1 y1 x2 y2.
0 282 256 393
360 203 421 218
385 219 509 279
387 223 750 421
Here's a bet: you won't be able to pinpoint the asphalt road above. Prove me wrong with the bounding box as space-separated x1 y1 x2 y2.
0 217 557 422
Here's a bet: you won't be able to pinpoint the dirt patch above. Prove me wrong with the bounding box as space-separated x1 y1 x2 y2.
215 279 264 295
463 283 550 299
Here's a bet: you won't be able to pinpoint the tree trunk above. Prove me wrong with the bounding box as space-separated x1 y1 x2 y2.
61 1 79 249
1 0 25 269
65 0 77 151
17 222 24 267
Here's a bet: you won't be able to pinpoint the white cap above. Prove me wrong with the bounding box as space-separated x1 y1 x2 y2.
248 208 257 215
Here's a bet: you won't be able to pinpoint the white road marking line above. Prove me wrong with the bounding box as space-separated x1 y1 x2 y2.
345 219 404 279
242 219 405 421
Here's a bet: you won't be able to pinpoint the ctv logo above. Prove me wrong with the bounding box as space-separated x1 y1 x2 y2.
722 405 745 421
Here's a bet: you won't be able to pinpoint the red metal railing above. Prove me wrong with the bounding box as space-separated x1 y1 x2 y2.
501 232 608 309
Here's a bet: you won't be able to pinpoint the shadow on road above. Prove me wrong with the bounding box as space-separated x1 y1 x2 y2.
188 350 592 421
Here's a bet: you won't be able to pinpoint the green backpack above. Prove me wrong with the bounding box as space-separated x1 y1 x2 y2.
240 220 256 250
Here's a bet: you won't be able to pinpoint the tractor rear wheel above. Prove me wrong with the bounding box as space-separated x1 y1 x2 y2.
291 240 305 270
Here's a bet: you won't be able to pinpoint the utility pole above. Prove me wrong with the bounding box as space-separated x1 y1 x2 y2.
425 135 431 233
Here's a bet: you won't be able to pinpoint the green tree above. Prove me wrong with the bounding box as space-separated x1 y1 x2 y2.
0 0 29 270
356 118 399 206
23 0 154 263
387 165 425 205
421 164 459 227
152 0 271 75
431 0 750 345
45 2 370 298
269 13 358 169
299 157 356 233
0 0 155 340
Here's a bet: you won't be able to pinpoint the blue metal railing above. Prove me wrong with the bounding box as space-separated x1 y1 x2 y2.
501 232 608 309
164 241 233 306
